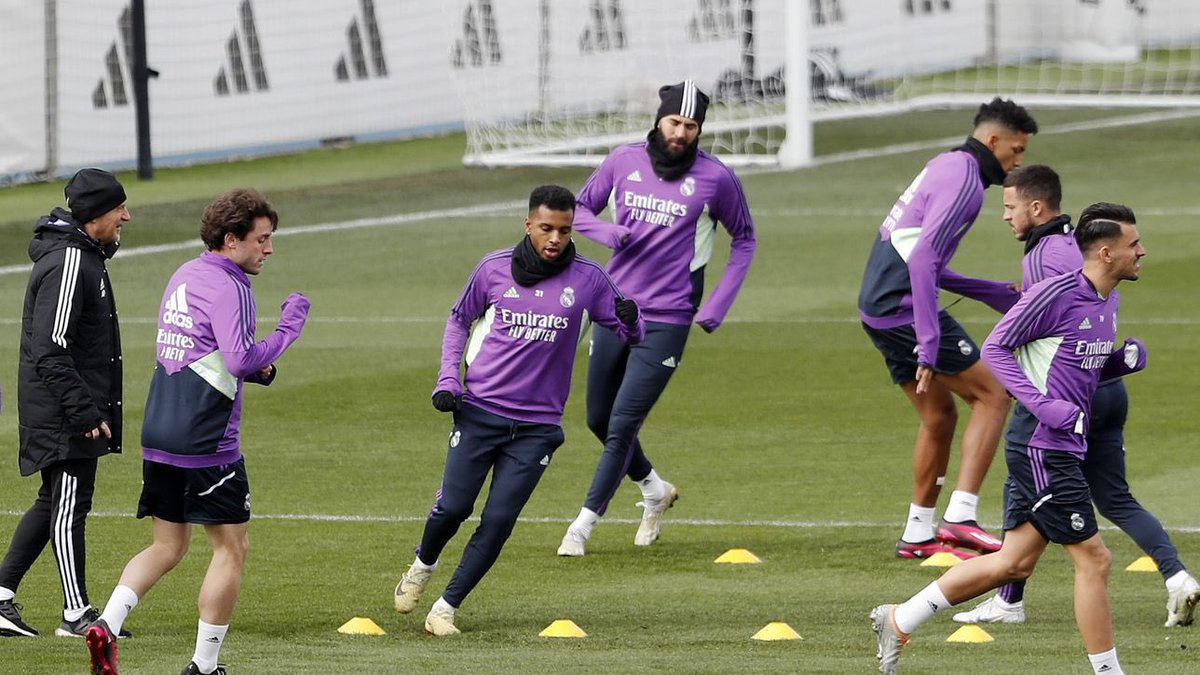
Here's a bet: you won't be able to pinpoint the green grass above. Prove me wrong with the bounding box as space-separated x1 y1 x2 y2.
3 108 1200 673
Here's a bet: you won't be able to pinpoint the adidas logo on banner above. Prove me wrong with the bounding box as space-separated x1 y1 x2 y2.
661 356 677 368
335 0 389 82
1078 317 1092 330
215 0 270 96
503 286 520 299
93 8 133 109
162 284 194 329
451 0 502 69
626 170 643 182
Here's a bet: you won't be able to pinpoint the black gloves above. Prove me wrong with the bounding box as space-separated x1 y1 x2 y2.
615 298 640 327
431 390 460 412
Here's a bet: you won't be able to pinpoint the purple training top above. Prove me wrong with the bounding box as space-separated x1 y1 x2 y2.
983 270 1142 457
858 147 1019 369
436 247 644 426
141 251 308 468
573 141 756 330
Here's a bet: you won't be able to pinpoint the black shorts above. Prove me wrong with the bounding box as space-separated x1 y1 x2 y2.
862 311 980 384
136 458 251 525
1002 444 1097 545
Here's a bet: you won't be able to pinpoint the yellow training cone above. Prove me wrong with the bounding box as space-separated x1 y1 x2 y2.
919 552 963 568
714 548 762 564
1125 555 1158 572
751 622 802 641
539 619 587 638
946 625 994 643
337 617 386 635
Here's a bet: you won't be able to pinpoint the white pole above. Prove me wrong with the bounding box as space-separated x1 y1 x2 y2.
778 0 810 168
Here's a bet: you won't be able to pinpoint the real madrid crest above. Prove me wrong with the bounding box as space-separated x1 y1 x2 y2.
560 287 575 308
680 176 696 197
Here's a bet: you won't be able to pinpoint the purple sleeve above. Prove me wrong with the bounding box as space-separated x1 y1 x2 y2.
940 268 1019 313
981 293 1079 430
694 170 756 332
574 157 631 249
908 168 980 368
215 290 308 379
1100 337 1146 380
434 264 490 395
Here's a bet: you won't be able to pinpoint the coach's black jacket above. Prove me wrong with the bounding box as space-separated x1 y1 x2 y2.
17 209 123 476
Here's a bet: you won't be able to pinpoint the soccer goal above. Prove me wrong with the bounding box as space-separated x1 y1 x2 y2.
450 0 1200 170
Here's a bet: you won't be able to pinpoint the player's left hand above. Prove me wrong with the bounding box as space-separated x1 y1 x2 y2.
1122 337 1146 370
695 318 719 333
431 390 460 413
615 298 639 327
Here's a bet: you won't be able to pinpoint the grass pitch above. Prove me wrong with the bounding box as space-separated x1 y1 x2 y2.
2 108 1199 673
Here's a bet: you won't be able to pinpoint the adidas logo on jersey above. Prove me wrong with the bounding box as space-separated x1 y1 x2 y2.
661 356 677 368
162 283 194 329
1078 317 1092 330
503 286 520 299
626 170 643 182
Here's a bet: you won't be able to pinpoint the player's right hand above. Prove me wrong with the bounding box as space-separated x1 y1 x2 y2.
1041 399 1084 433
431 390 460 412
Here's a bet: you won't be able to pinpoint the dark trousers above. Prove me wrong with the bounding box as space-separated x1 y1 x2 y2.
583 321 690 515
0 458 97 611
416 403 563 608
1000 379 1182 604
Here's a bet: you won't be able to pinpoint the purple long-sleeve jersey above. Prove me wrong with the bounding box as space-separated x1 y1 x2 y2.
983 270 1140 457
142 251 308 467
573 142 756 329
858 148 1019 368
436 248 643 426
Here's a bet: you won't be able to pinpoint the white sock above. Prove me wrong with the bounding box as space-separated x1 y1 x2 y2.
432 596 457 613
413 556 438 571
63 605 91 622
901 504 937 543
100 585 140 636
894 581 951 635
0 586 15 602
192 620 229 674
570 508 600 537
1087 648 1124 675
1165 569 1189 592
942 490 980 523
636 469 666 500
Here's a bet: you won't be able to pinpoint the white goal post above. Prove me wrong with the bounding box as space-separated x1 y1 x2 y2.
451 0 1200 170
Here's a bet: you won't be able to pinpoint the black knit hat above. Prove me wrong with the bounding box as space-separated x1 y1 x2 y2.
656 80 710 129
65 168 126 225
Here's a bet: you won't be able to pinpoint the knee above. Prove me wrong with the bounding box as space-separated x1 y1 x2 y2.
154 538 190 567
585 410 608 440
216 533 250 566
922 404 958 437
435 499 474 524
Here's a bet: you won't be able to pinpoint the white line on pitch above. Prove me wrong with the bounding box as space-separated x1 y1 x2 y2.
3 509 1198 533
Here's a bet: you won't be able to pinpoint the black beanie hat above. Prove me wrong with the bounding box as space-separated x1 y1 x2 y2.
655 80 710 130
65 168 127 225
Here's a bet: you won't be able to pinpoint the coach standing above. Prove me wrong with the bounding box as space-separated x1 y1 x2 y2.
0 169 129 639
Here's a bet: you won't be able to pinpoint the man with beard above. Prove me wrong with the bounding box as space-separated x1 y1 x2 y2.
858 98 1037 561
392 185 643 635
1 169 129 640
556 80 756 557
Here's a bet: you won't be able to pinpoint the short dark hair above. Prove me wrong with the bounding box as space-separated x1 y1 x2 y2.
974 97 1038 135
200 188 279 251
529 184 576 214
1078 201 1136 227
1075 218 1127 254
1003 164 1061 211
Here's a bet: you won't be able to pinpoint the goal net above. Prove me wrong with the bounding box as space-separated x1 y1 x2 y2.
450 0 1200 169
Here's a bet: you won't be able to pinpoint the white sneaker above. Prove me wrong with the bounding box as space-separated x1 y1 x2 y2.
1165 574 1200 627
557 527 588 557
393 562 435 614
634 482 678 546
424 604 460 636
952 595 1026 624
